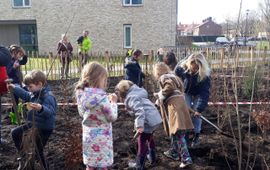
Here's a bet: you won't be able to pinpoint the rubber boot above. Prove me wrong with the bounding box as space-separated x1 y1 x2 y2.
136 155 146 170
191 133 200 148
147 149 156 165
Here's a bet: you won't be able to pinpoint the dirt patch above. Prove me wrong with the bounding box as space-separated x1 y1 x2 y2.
0 79 269 170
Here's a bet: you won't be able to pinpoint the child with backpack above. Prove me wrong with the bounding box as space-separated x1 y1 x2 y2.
115 80 162 169
153 63 194 168
75 62 118 170
7 69 57 170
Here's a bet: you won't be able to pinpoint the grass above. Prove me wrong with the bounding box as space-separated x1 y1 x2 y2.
256 41 270 50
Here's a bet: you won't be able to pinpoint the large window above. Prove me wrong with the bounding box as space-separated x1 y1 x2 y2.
123 0 143 6
19 24 38 52
13 0 31 8
124 24 132 49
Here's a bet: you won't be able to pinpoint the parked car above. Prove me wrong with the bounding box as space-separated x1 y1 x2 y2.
230 37 256 47
215 37 230 45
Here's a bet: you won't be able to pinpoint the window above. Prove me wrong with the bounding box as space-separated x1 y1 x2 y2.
123 0 143 6
13 0 31 8
19 24 38 51
124 25 132 48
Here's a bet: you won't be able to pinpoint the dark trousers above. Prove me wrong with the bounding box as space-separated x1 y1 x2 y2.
11 123 52 170
137 132 155 156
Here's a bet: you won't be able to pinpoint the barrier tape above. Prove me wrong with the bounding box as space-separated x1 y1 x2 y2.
1 102 270 107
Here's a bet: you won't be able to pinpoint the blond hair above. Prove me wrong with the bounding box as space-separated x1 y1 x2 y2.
180 53 211 82
115 80 134 100
153 62 171 80
23 69 47 86
76 62 108 89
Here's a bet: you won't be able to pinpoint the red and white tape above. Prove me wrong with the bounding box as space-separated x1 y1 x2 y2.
1 102 270 107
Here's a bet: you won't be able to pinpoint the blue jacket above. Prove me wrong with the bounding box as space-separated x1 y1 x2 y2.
124 57 145 87
6 55 28 85
13 85 57 130
175 67 211 113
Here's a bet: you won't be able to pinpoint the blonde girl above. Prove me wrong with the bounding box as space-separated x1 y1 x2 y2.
75 62 118 170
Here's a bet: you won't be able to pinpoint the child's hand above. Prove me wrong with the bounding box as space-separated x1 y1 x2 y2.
28 103 43 112
153 92 159 98
137 127 144 133
194 111 201 117
108 93 118 103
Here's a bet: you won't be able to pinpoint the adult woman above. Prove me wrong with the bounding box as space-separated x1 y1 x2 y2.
57 34 73 79
175 53 211 147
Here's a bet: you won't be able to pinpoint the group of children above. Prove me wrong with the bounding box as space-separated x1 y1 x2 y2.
1 46 211 170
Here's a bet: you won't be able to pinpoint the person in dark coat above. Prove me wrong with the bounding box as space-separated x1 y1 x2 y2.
124 49 145 87
0 46 12 144
175 53 211 147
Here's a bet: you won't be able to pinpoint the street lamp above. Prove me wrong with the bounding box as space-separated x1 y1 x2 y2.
244 9 250 46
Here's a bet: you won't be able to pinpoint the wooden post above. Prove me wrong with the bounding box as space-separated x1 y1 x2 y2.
219 48 225 69
250 47 253 65
263 46 267 65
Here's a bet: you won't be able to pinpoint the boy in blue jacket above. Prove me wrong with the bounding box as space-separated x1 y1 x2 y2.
7 69 57 170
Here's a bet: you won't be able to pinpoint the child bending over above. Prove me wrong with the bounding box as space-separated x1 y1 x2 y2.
115 80 162 170
75 62 118 170
153 63 193 168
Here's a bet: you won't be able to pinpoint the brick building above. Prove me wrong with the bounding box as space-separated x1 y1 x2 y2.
0 0 177 53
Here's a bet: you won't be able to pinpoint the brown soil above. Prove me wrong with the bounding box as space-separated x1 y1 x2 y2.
0 79 269 170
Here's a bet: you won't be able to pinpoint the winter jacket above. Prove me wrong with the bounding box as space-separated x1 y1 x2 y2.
157 73 194 136
124 57 145 87
0 67 8 95
6 55 28 85
0 46 11 66
13 85 57 130
76 88 118 167
125 84 162 133
77 36 92 53
175 66 211 113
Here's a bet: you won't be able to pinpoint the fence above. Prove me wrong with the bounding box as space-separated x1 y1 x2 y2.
21 47 270 80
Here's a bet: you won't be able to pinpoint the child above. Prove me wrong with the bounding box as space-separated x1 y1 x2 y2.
75 62 118 170
7 69 57 170
6 44 28 86
115 80 162 169
124 49 145 87
153 63 194 168
163 51 178 71
175 53 211 147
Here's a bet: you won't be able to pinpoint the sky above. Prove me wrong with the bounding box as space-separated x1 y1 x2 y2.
178 0 263 24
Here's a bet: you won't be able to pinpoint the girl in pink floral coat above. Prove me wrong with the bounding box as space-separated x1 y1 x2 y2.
75 62 118 170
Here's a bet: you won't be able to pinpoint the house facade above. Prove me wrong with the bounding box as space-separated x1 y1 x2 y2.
193 17 222 36
0 0 177 54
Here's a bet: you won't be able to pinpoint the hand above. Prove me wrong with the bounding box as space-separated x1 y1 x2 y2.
137 127 144 133
108 93 118 103
153 92 159 98
13 60 20 68
28 103 42 112
155 99 160 106
6 83 15 91
194 111 201 117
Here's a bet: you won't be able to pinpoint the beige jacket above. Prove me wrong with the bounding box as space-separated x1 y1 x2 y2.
157 73 194 136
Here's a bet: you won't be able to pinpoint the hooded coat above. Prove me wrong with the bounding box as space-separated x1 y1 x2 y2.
157 73 194 136
76 88 118 167
124 84 162 133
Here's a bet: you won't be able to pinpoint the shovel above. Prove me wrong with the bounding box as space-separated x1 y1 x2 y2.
189 108 238 140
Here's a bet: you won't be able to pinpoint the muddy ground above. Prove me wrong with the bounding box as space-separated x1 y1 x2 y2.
0 79 270 170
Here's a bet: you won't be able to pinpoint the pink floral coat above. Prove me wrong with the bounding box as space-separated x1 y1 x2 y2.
76 88 118 167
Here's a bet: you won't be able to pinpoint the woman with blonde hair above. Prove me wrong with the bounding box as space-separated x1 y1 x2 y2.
153 63 193 168
175 53 211 147
75 62 118 170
